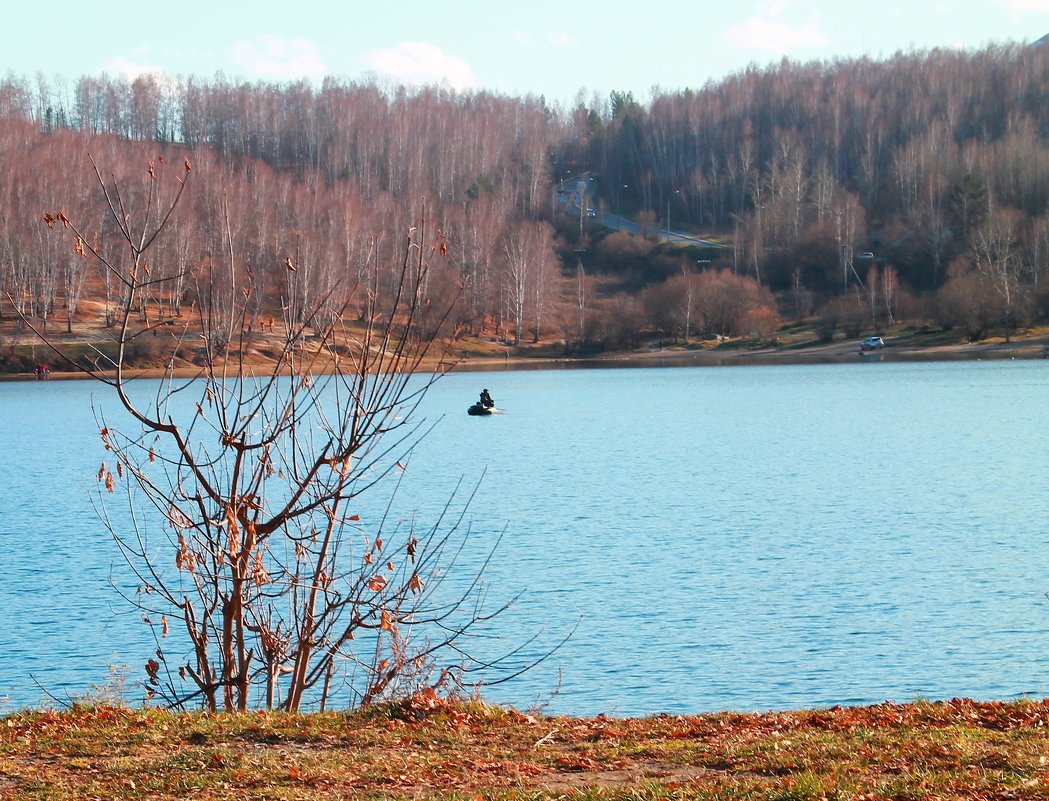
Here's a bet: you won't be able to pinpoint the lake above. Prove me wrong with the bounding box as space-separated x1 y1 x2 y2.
3 359 1049 716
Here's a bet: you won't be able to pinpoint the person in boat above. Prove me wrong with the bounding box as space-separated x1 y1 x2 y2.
479 388 494 408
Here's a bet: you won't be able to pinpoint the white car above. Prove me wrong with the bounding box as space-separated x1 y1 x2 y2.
860 336 885 351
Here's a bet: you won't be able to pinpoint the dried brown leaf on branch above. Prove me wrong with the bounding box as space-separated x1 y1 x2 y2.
368 575 388 593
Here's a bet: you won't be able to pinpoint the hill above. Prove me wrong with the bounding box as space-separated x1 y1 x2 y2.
3 41 1049 364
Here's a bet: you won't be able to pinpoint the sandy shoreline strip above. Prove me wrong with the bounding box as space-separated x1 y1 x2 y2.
4 333 1048 383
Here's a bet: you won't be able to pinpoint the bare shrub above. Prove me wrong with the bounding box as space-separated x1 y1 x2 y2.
29 157 554 712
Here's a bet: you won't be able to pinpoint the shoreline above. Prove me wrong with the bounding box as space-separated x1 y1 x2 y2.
5 332 1048 382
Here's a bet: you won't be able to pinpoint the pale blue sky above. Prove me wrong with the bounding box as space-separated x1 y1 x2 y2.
7 0 1049 107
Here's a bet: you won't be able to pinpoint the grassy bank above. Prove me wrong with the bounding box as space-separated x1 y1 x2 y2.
3 697 1049 799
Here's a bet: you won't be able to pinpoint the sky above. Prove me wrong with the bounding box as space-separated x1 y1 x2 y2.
6 0 1049 108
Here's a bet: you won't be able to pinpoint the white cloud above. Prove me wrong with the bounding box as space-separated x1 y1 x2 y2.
999 0 1049 11
99 45 168 80
512 30 575 49
226 35 326 81
361 42 475 91
756 0 793 15
99 56 166 80
722 14 827 54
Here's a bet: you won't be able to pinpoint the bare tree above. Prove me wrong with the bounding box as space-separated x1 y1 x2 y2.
28 157 545 712
500 219 555 346
972 205 1025 340
575 259 589 344
832 191 866 289
881 264 899 325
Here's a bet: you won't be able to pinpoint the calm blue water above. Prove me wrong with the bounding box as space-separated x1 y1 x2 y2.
3 360 1049 715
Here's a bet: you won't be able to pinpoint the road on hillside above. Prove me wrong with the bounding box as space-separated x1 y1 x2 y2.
598 211 730 249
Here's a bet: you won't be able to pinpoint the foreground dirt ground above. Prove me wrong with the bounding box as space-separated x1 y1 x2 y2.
3 698 1049 799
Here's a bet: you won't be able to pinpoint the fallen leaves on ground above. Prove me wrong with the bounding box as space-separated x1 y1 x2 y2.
2 698 1049 799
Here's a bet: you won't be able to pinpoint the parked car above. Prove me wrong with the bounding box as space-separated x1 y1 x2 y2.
860 336 885 350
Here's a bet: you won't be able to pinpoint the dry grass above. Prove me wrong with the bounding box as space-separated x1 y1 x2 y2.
3 697 1049 799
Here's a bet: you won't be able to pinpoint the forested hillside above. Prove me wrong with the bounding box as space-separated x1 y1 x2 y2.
595 42 1049 341
2 40 1048 363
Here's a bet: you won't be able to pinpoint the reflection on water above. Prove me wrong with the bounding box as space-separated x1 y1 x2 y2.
2 360 1049 714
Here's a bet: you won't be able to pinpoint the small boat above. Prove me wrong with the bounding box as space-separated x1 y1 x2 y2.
467 402 497 416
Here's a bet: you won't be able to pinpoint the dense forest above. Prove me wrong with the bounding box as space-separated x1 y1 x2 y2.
3 39 1049 359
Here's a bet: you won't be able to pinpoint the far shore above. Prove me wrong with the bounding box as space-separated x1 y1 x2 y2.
452 330 1049 372
5 329 1049 382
